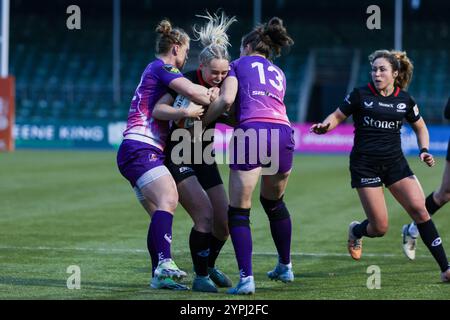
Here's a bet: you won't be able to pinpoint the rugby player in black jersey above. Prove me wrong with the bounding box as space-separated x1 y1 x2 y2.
311 50 450 282
153 12 236 292
402 97 450 260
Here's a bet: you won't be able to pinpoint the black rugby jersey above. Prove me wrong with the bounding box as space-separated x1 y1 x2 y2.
166 70 218 161
339 82 421 161
168 69 217 131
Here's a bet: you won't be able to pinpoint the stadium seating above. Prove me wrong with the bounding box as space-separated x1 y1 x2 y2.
10 12 449 124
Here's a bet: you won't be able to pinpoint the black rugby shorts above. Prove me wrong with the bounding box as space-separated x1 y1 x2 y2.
349 154 414 188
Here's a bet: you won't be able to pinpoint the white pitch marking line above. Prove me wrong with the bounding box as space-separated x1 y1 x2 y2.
0 245 430 258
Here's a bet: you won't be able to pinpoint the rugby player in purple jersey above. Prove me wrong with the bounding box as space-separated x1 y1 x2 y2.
203 17 295 294
116 19 218 290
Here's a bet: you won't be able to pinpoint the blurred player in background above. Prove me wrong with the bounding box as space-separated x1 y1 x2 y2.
311 50 450 282
116 19 218 290
402 97 450 260
153 11 236 293
204 17 295 294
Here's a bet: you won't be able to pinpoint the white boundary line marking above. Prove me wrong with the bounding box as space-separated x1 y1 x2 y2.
0 245 430 258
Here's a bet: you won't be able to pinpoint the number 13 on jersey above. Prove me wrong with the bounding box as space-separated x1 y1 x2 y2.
251 62 284 92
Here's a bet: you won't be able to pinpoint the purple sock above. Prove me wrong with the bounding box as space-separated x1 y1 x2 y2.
270 217 292 264
260 196 292 265
150 210 173 262
230 226 253 278
147 222 158 276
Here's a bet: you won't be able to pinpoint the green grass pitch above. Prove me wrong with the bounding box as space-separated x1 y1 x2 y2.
1 151 449 300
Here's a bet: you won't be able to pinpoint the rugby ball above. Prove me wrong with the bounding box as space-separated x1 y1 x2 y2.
173 95 195 128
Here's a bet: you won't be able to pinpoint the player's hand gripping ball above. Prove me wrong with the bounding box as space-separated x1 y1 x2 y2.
173 95 197 128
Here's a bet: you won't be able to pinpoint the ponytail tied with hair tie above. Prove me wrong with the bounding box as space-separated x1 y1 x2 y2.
268 17 282 26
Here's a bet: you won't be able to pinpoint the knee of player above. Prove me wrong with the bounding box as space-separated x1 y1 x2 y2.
213 221 229 239
160 194 179 213
200 215 213 230
410 207 430 224
227 206 251 228
371 223 388 237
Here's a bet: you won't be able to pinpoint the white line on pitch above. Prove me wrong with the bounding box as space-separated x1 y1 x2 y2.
0 245 429 258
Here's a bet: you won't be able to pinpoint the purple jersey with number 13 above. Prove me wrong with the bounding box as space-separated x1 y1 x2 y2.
228 55 290 126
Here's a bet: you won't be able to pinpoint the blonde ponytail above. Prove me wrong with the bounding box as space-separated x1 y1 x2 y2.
193 11 237 64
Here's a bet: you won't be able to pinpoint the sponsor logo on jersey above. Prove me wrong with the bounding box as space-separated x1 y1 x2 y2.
252 90 266 96
163 64 181 74
396 103 407 112
432 237 442 247
413 104 419 116
379 102 394 108
361 177 381 185
363 116 402 130
363 101 374 108
149 153 158 162
252 90 282 103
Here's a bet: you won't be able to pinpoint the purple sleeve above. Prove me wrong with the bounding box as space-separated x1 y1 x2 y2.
156 64 184 86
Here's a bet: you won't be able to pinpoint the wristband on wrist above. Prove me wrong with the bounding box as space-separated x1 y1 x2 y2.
419 148 429 155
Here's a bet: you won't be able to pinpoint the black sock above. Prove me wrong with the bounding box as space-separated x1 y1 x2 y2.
352 219 369 238
189 228 211 276
208 234 226 268
417 219 449 272
425 192 442 216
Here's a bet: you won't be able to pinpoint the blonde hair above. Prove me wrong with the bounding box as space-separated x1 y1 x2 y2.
369 49 414 89
155 19 190 55
193 11 237 65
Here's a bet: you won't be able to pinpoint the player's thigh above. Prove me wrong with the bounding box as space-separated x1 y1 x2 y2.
388 175 428 221
140 173 179 213
177 175 213 231
205 184 229 238
260 170 291 200
134 186 158 216
229 168 261 208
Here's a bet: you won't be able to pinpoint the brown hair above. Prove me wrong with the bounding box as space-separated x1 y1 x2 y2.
241 17 294 59
155 19 190 55
368 49 414 89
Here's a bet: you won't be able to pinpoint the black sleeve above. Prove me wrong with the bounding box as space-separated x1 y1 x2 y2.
168 88 178 99
405 95 421 123
444 97 450 120
338 88 360 116
168 70 197 99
